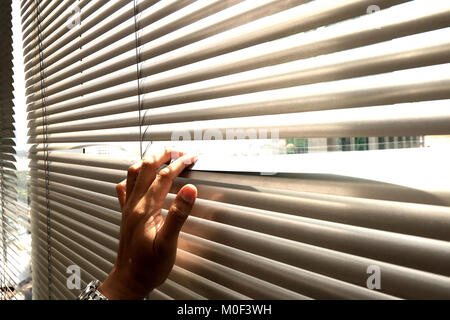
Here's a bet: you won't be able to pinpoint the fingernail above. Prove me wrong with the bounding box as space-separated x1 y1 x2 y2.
171 151 181 160
179 185 197 204
182 154 198 165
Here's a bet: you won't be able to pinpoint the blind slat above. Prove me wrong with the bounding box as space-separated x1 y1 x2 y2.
23 0 81 48
28 151 450 241
21 0 63 42
28 100 450 143
23 0 160 75
27 0 423 109
25 0 304 95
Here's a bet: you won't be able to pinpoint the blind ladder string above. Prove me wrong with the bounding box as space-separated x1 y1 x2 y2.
133 0 144 159
36 0 52 300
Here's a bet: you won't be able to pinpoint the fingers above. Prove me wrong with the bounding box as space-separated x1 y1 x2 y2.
146 154 197 205
126 160 142 204
159 184 197 244
116 179 126 209
129 149 178 204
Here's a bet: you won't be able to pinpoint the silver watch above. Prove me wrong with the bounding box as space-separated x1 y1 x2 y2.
77 280 108 300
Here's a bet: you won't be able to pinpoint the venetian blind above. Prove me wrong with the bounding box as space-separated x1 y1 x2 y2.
22 0 450 300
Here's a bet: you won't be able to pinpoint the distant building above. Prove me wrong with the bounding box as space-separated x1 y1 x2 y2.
285 136 424 154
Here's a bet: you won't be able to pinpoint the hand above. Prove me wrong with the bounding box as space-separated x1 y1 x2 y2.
98 149 198 299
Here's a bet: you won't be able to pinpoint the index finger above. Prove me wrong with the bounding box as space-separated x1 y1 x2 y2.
146 154 198 206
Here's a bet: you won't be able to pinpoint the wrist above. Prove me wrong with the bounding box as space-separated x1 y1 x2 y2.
98 267 149 300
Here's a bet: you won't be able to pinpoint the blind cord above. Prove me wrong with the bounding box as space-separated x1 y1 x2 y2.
36 0 52 301
133 0 144 159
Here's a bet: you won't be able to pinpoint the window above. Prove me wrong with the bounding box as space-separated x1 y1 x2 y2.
0 0 32 300
22 0 450 300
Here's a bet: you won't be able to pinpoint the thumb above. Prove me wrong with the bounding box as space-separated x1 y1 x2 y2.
160 184 197 243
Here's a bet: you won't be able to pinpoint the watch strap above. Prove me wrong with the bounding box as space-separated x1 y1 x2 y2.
77 280 108 300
